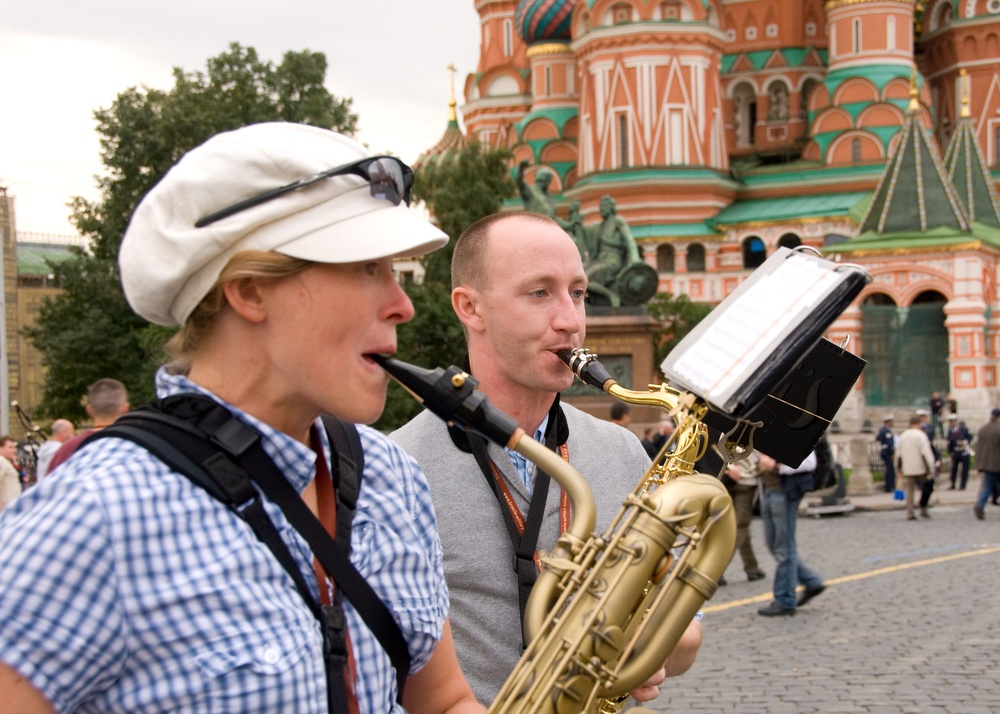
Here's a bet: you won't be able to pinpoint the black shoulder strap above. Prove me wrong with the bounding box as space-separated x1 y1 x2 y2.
321 415 363 556
82 419 322 619
464 395 566 650
84 399 409 706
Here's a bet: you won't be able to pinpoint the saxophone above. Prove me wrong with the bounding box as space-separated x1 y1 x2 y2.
371 351 735 714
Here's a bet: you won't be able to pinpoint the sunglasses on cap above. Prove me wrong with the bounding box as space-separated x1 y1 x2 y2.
194 155 414 228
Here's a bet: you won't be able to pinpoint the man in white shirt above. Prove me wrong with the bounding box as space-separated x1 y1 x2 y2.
897 414 937 520
756 449 826 616
33 419 74 482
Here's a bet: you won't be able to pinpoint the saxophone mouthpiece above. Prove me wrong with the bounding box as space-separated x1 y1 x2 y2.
558 348 617 392
368 354 520 448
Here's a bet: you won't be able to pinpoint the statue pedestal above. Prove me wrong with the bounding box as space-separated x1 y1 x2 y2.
845 436 876 496
562 308 662 427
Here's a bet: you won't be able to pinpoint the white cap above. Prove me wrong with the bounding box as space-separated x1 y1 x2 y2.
119 122 448 326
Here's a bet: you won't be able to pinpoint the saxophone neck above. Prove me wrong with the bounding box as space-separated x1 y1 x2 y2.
370 353 598 550
513 436 596 545
559 348 710 475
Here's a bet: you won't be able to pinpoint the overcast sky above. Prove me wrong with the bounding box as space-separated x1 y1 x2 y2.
0 1 482 236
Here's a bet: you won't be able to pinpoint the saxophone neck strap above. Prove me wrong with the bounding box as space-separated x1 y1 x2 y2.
465 395 571 649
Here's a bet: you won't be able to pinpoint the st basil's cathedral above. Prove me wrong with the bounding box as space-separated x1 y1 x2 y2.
420 1 1000 429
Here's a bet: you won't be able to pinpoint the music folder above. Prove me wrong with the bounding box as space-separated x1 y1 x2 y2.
660 247 870 467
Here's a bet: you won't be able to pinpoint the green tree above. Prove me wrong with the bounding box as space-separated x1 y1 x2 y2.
25 43 356 422
376 141 514 430
646 292 714 379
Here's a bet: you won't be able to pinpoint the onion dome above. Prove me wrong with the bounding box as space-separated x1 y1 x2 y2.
415 112 466 169
514 0 578 44
415 66 469 169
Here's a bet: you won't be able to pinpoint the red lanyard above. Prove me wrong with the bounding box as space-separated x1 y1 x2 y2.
312 438 360 714
487 443 571 571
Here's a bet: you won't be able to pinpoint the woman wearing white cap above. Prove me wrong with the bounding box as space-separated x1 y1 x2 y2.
0 123 484 713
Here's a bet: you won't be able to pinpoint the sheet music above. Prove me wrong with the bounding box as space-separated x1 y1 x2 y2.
671 258 839 400
664 249 858 413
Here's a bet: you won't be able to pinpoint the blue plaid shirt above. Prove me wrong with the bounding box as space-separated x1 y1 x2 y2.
0 370 447 713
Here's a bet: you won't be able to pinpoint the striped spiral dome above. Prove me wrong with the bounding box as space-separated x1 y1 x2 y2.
514 0 578 43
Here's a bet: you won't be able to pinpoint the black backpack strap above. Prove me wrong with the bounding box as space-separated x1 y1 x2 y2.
84 399 409 707
83 419 323 623
321 415 363 557
188 402 410 702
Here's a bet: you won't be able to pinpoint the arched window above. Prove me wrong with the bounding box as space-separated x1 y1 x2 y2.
706 4 719 27
778 233 801 249
657 244 675 273
851 137 862 163
800 78 819 120
742 236 766 268
687 243 706 272
616 113 630 167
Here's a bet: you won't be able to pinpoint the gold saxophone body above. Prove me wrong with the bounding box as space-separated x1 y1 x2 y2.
371 351 736 714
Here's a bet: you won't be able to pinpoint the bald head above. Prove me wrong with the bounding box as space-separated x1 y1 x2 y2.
452 211 578 292
50 419 74 443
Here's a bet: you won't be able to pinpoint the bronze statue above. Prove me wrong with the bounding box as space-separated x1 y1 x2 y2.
517 162 657 307
516 160 557 218
563 198 592 262
584 195 658 308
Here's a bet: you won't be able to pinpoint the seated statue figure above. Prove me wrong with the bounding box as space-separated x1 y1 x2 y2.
584 195 658 307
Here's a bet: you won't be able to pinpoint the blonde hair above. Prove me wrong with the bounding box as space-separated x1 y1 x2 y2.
166 250 314 367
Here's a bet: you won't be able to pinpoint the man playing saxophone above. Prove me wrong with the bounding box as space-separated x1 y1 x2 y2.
391 211 702 706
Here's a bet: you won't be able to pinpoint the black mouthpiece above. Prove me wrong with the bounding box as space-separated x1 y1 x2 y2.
557 348 616 392
370 354 520 447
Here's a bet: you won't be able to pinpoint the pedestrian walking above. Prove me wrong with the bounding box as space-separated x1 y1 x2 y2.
946 413 973 491
897 415 937 520
756 450 826 617
974 408 1000 520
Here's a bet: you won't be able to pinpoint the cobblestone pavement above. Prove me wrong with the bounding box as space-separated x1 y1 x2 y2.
646 498 1000 713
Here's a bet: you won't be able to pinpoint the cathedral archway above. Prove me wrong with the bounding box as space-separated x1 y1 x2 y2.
686 243 706 272
777 233 801 249
657 244 675 273
861 290 949 407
